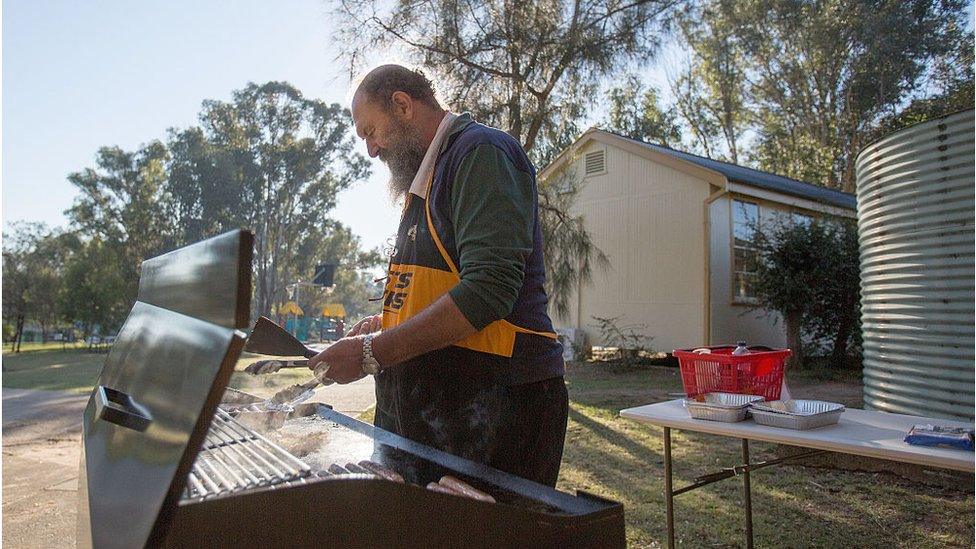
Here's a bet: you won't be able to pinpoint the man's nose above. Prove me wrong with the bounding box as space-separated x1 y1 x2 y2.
366 140 380 158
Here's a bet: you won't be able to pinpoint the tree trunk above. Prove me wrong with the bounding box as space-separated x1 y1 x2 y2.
830 310 855 369
784 310 803 369
14 314 25 353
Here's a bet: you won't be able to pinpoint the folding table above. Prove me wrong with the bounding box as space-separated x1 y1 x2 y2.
620 400 975 548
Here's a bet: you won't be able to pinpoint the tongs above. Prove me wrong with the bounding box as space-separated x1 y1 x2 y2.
244 316 334 409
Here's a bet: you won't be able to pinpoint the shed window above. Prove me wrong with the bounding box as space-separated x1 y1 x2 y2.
792 212 813 227
584 150 606 176
732 200 759 301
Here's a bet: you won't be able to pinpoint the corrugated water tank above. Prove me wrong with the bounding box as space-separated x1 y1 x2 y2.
855 109 975 421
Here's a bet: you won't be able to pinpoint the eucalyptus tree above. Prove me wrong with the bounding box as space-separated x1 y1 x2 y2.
288 221 384 322
3 222 46 349
604 75 682 147
675 0 973 191
66 141 174 308
2 223 80 347
167 82 370 317
332 0 679 318
59 236 131 338
670 0 747 163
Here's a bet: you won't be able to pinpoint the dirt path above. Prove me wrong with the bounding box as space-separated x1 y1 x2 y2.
2 379 376 548
3 389 88 548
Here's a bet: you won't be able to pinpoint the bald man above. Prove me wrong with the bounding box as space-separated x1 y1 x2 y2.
308 64 567 486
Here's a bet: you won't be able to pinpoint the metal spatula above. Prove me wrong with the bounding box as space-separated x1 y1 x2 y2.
244 317 318 375
244 316 332 408
245 316 318 358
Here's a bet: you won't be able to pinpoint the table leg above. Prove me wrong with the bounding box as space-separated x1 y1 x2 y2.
742 439 753 549
664 427 675 549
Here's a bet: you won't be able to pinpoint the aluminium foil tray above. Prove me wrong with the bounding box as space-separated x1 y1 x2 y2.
683 393 765 423
749 399 845 430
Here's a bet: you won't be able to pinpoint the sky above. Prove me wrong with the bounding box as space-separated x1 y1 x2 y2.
2 0 679 252
2 0 404 251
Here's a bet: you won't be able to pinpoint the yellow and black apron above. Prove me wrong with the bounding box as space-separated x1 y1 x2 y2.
372 121 567 485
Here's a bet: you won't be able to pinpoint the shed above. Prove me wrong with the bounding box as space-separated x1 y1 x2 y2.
540 129 857 351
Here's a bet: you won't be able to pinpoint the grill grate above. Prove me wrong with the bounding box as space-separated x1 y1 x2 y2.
182 408 312 501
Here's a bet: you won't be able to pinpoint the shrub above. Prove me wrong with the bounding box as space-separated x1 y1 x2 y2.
751 216 861 368
590 315 653 368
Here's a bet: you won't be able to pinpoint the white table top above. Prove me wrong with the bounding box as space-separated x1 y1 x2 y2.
620 400 975 472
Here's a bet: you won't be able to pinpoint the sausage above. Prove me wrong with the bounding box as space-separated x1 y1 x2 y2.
426 482 460 496
438 475 496 503
343 462 371 475
358 460 405 483
327 464 350 475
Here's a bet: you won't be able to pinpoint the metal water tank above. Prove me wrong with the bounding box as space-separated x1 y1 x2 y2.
855 109 975 421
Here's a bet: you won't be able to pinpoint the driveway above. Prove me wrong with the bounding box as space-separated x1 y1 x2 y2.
2 378 375 548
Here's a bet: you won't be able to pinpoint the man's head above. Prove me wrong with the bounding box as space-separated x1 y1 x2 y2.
351 64 445 202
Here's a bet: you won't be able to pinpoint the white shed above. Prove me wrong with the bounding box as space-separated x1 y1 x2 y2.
541 129 857 351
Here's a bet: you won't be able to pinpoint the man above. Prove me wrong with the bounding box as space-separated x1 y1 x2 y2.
308 64 567 487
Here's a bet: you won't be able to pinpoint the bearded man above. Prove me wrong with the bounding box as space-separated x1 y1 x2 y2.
308 64 568 487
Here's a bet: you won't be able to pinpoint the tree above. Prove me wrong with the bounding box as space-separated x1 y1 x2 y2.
282 222 384 323
671 1 747 162
803 220 861 368
336 0 678 158
28 231 79 342
167 82 370 317
868 24 975 140
604 75 682 146
751 216 861 367
676 0 973 191
2 222 46 350
538 169 609 319
333 0 678 318
2 224 79 348
308 223 384 321
165 126 238 245
59 237 131 338
66 141 175 310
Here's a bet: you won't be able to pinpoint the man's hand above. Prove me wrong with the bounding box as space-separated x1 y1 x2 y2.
308 336 368 384
345 314 382 337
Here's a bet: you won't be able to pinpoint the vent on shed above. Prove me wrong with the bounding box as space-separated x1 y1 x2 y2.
584 150 606 175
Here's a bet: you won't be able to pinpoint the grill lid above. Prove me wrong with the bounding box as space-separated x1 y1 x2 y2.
77 230 252 549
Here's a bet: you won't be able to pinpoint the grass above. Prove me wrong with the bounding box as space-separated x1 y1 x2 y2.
3 346 972 547
1 344 315 397
3 341 92 353
2 345 106 393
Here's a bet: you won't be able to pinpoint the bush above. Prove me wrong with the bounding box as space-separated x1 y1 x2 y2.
752 217 860 368
590 315 653 368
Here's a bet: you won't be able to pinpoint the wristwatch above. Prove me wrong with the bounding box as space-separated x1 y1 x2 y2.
361 333 381 375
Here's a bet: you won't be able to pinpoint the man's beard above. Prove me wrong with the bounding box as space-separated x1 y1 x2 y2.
379 116 426 203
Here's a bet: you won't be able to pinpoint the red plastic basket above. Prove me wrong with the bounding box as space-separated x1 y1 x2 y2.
673 345 791 401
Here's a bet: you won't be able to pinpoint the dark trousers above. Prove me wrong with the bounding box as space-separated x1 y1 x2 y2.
373 357 569 487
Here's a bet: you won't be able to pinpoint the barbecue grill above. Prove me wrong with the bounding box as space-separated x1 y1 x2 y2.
76 230 626 548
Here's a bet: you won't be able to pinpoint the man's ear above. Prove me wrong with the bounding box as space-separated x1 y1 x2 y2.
390 91 413 120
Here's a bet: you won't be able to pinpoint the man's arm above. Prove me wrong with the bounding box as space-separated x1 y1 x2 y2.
371 293 476 365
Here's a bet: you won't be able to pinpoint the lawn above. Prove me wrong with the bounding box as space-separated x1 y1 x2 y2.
3 346 972 547
1 344 312 397
2 344 106 393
